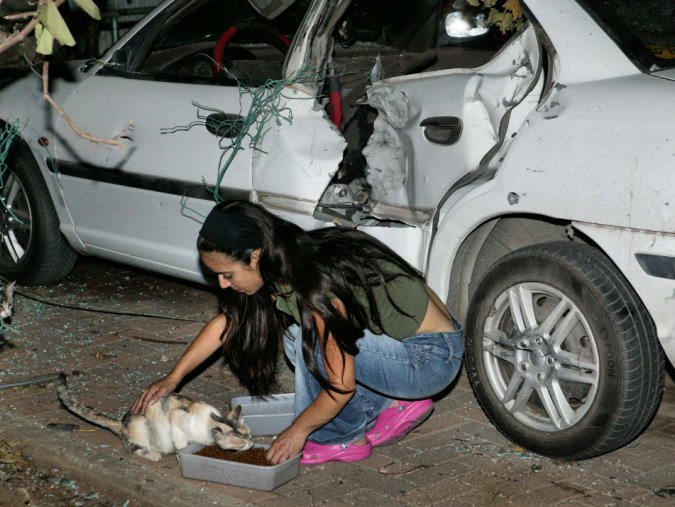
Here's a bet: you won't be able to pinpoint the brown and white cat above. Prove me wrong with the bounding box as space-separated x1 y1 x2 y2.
57 375 253 461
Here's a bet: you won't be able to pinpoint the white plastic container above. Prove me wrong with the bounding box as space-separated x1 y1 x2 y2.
178 443 300 491
230 393 295 436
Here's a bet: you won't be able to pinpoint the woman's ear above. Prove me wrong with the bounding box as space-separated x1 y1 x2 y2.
250 248 262 266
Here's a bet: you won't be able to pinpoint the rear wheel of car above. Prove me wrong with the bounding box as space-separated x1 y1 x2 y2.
464 241 664 459
0 141 77 285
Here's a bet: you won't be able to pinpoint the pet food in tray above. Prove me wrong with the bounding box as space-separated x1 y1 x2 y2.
178 443 300 491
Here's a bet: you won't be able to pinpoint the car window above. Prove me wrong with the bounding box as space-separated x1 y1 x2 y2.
577 0 675 71
110 0 506 87
150 0 308 49
129 0 311 85
331 0 506 114
131 0 432 86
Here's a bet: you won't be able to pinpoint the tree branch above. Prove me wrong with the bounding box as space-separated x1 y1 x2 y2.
0 0 65 54
2 1 133 147
41 61 133 148
3 12 39 21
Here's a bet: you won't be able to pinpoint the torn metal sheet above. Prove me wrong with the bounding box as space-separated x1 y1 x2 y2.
283 0 351 96
362 24 540 221
362 85 410 205
252 86 347 206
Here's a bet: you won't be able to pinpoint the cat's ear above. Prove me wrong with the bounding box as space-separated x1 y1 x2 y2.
210 412 226 424
228 404 242 420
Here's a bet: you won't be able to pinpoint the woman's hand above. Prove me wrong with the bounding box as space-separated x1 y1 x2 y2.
131 314 227 415
266 424 309 464
264 308 358 464
131 375 180 415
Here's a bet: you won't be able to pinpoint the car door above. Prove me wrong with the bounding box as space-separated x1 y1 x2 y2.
53 0 297 281
362 23 543 226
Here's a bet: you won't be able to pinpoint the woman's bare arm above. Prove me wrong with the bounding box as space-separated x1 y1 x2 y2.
266 302 356 463
131 313 227 414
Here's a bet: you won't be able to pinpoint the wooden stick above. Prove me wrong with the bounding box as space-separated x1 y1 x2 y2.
1 1 133 148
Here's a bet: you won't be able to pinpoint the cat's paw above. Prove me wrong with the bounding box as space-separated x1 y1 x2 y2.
136 449 163 461
173 438 189 450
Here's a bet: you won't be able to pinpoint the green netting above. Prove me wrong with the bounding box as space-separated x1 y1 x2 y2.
0 122 20 187
162 66 324 203
0 122 22 222
0 125 27 332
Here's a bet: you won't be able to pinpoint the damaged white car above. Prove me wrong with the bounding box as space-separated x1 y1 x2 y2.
0 0 673 460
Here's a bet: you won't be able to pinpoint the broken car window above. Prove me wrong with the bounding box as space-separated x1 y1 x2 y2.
136 0 310 85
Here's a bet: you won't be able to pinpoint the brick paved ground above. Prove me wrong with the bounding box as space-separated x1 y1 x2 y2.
0 257 674 506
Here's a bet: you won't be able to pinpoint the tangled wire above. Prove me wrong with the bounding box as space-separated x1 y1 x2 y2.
161 65 323 203
0 122 21 220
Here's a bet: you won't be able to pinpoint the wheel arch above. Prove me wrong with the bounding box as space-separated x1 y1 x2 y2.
0 120 84 254
446 213 597 321
0 123 82 284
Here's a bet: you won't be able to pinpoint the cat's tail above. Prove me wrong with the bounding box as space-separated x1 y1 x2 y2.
57 374 125 436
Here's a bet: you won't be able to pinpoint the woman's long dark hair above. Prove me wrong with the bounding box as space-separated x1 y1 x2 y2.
198 201 424 396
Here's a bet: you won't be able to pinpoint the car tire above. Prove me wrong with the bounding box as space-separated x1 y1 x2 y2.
0 141 77 285
464 241 664 459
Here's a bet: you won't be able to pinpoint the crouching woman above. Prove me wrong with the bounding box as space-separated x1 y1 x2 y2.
133 201 463 465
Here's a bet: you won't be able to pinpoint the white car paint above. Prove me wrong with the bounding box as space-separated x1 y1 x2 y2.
253 86 346 206
0 0 673 378
424 0 675 365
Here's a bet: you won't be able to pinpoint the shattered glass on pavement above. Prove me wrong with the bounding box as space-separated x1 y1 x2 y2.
0 257 674 506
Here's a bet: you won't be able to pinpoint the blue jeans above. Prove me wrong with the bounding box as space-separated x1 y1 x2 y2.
283 318 463 445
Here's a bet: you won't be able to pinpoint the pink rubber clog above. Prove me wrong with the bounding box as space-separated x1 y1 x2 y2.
300 440 373 466
365 399 434 447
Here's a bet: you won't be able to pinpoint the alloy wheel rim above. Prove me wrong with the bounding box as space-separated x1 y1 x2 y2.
0 172 32 267
481 282 600 432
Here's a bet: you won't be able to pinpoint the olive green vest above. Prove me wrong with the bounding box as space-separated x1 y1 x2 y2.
274 262 428 340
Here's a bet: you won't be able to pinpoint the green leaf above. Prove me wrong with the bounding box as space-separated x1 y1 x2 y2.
466 0 481 6
502 12 514 31
38 0 76 47
74 0 102 21
35 23 55 55
486 8 502 27
504 0 522 20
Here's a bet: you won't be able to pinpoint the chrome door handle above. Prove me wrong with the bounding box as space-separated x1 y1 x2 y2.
419 116 462 145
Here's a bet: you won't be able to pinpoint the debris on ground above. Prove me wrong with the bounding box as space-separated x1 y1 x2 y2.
0 438 23 465
654 487 675 497
378 462 427 476
1 257 673 506
0 439 124 506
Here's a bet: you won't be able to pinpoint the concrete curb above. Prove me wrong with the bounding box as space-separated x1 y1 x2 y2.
0 411 245 506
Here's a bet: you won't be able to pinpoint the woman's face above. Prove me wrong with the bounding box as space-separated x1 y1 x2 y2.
200 249 264 295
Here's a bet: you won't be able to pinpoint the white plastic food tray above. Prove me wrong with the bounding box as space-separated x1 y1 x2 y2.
230 393 295 436
178 443 300 491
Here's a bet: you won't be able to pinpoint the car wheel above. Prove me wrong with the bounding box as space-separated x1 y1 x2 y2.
0 141 77 285
465 241 664 459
